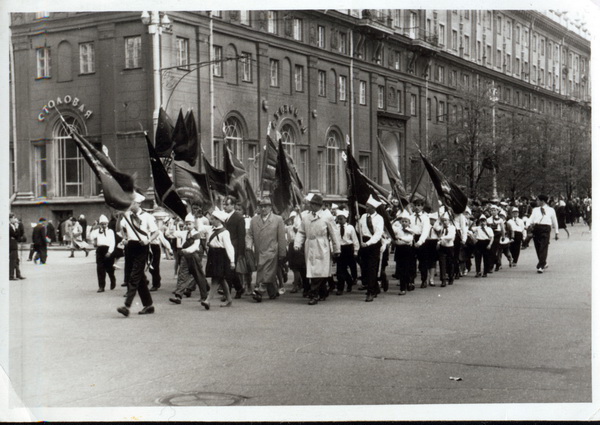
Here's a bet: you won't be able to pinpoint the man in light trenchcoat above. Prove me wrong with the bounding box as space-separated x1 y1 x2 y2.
247 197 287 302
294 193 341 305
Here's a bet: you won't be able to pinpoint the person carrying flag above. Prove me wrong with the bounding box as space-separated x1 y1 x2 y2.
358 195 385 302
117 192 159 317
90 215 116 293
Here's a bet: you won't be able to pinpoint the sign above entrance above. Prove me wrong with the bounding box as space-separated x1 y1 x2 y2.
271 104 308 134
38 95 93 122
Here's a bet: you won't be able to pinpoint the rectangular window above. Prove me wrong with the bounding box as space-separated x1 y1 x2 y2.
450 69 457 86
506 54 511 72
533 34 537 52
452 30 458 50
394 51 401 70
241 52 252 82
540 39 545 56
36 47 51 78
397 89 402 113
437 65 445 83
409 12 417 38
293 18 303 41
496 16 502 34
394 10 401 27
240 10 250 25
34 144 48 198
270 59 279 86
298 147 309 189
439 24 446 46
487 11 492 29
515 58 520 75
212 11 222 18
464 35 470 56
318 25 325 48
516 25 521 44
267 11 277 33
410 94 417 116
477 41 481 61
427 98 431 120
318 70 326 96
486 45 492 65
176 37 189 69
359 155 370 180
56 138 84 197
506 20 512 38
317 150 325 193
340 32 347 54
79 42 95 74
339 75 347 101
524 29 529 47
124 36 141 69
438 101 445 122
496 49 502 67
294 65 303 91
212 45 222 76
359 80 366 105
378 86 384 109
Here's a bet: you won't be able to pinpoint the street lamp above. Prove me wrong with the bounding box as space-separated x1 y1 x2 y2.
489 84 499 200
141 11 172 140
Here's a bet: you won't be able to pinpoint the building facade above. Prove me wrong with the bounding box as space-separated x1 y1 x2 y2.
9 10 591 225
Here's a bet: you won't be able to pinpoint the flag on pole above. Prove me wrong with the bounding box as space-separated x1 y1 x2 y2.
144 132 188 220
271 140 294 216
154 107 174 158
345 145 394 237
224 143 258 216
420 152 468 214
59 118 135 210
202 155 229 195
377 137 409 206
172 109 198 166
172 162 213 209
410 166 440 213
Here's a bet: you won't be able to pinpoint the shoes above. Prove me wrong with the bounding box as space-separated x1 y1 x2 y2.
69 255 74 258
220 301 232 307
308 298 318 305
441 281 447 287
252 291 262 303
220 296 227 302
346 287 352 293
365 294 374 302
399 291 407 295
17 276 26 280
234 288 245 299
336 290 343 295
217 289 224 295
121 283 128 287
117 306 130 317
509 262 513 268
482 273 488 278
302 292 309 298
269 294 278 300
475 273 481 278
183 290 192 298
9 277 17 281
537 268 543 274
27 259 32 262
429 282 436 287
357 286 367 291
85 250 89 257
318 296 327 302
495 266 501 272
97 289 105 293
513 263 517 268
149 287 159 292
448 280 454 286
110 282 116 290
200 300 210 310
169 297 182 304
138 306 155 315
420 282 427 288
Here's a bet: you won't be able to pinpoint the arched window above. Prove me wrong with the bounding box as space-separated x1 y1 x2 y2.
57 41 72 82
325 129 343 194
53 116 84 197
282 58 292 95
223 116 244 158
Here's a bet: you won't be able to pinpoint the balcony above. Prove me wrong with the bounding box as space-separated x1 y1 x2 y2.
410 28 441 53
358 9 394 35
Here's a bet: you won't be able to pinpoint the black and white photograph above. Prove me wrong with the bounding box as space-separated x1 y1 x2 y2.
1 0 598 421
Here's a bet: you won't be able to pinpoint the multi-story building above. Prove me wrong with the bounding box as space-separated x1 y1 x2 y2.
9 10 591 225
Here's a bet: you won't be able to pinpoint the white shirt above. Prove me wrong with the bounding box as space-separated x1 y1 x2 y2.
358 212 384 246
207 226 235 263
473 225 494 241
177 229 201 254
90 227 115 253
507 217 525 233
392 221 414 246
529 205 559 236
437 224 456 247
338 222 360 255
120 210 158 243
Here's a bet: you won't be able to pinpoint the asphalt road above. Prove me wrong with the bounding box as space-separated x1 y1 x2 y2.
5 223 593 420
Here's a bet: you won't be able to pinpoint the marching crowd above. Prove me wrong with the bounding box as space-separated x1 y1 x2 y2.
8 192 592 316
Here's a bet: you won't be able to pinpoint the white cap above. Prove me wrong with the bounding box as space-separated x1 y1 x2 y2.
398 209 411 219
499 210 507 217
99 215 109 224
465 206 472 214
366 195 382 208
479 214 487 220
429 212 439 220
185 213 196 223
211 207 229 223
289 211 298 219
331 203 339 210
512 207 519 213
79 214 85 220
336 209 349 218
305 193 315 202
133 191 146 203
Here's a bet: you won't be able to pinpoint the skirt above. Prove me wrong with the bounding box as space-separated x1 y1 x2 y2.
205 247 229 279
421 239 439 268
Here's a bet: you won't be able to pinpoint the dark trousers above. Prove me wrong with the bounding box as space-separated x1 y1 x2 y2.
309 277 329 300
415 243 428 283
359 241 381 296
510 232 523 264
488 234 501 272
394 244 414 291
96 246 116 290
182 251 209 300
438 245 454 283
453 232 462 278
474 240 491 274
532 225 551 269
33 244 47 264
10 249 23 278
149 244 162 288
408 236 419 283
336 245 356 291
124 241 152 308
225 264 243 293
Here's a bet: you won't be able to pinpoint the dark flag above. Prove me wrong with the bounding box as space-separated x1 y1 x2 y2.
223 143 258 216
183 110 199 165
420 152 468 214
202 156 229 195
172 109 198 166
155 108 174 158
377 137 409 206
172 162 213 209
410 166 440 213
61 122 135 210
260 132 280 191
271 140 294 216
345 146 394 237
144 132 188 220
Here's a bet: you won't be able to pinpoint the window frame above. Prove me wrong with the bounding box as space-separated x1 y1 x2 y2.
270 59 280 87
79 42 95 75
339 75 347 101
293 18 303 41
213 45 223 77
294 65 304 92
36 47 51 79
318 70 327 97
176 37 189 70
241 52 252 82
359 80 367 105
124 35 142 70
